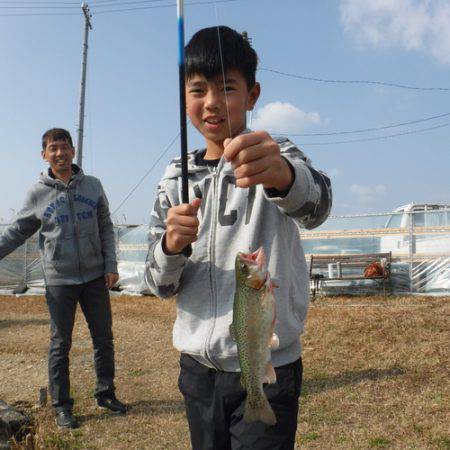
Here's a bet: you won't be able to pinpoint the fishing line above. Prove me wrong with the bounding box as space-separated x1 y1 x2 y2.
213 1 232 139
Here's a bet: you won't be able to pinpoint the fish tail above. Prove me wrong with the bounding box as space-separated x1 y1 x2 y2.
243 392 276 426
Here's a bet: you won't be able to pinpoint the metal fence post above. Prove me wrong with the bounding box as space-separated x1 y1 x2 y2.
408 211 414 294
23 239 28 290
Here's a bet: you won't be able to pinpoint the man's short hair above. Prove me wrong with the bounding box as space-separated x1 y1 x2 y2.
42 128 74 150
185 26 258 89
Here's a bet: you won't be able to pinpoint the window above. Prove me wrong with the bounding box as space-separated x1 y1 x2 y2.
413 212 425 227
386 213 403 228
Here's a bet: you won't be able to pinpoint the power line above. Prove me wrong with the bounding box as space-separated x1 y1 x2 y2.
272 112 450 137
0 0 81 15
113 121 448 213
0 0 177 6
0 0 243 14
112 131 181 215
90 0 134 3
92 0 240 14
0 0 162 4
0 1 78 3
90 0 131 3
0 5 78 8
259 68 450 92
0 10 80 15
92 0 172 6
297 122 450 146
0 0 167 6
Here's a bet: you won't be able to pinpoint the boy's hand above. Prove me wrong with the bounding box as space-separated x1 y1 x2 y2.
105 272 119 288
223 131 293 191
164 198 201 255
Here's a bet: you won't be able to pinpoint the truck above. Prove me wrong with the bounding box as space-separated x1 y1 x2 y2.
380 203 450 255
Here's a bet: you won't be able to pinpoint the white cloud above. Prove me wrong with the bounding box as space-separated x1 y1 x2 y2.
350 184 387 205
340 0 450 65
251 102 322 134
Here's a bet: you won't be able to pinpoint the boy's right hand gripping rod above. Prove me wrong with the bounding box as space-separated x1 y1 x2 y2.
177 0 192 257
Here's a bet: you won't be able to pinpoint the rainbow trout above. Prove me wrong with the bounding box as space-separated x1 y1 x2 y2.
229 247 279 425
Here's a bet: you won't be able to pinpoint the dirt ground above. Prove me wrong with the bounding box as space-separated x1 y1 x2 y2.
0 294 449 449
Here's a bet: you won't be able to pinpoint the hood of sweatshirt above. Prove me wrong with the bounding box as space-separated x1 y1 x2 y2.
38 164 84 190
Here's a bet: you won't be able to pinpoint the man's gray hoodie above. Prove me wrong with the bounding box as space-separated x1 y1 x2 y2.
0 165 117 286
145 138 332 372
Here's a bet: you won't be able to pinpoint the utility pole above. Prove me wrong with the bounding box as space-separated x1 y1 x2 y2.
76 3 92 168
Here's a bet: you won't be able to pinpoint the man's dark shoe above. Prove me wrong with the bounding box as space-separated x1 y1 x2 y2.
97 395 127 414
55 411 79 429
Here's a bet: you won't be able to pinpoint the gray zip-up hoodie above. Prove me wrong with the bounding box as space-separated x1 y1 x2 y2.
145 138 332 371
0 165 117 286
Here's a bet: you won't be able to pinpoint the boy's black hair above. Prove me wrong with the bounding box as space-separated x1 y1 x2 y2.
42 128 74 150
185 26 258 89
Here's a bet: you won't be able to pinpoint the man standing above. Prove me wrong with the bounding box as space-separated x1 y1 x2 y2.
0 128 126 428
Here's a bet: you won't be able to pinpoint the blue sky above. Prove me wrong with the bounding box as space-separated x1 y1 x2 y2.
0 0 449 224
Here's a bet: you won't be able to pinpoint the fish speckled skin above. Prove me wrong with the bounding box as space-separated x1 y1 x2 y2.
230 247 278 425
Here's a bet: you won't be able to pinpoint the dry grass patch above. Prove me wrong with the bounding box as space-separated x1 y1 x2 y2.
0 294 448 449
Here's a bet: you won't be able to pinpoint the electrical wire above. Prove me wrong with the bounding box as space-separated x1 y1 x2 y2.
0 10 80 15
92 0 172 6
2 2 447 164
0 0 80 14
271 111 450 137
90 0 140 3
112 130 181 215
0 5 78 8
259 67 450 92
0 0 239 14
296 122 449 146
0 1 78 3
91 0 240 14
0 0 163 3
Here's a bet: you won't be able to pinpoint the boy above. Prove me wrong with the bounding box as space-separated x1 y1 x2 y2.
145 27 332 449
0 128 126 428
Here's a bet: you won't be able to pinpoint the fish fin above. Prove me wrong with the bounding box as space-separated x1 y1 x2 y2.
263 363 277 385
244 394 277 426
248 276 265 290
267 278 278 293
269 333 279 350
254 246 266 269
265 273 277 293
229 324 236 342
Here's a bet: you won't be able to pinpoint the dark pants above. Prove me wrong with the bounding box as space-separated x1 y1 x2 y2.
178 354 302 450
46 276 115 413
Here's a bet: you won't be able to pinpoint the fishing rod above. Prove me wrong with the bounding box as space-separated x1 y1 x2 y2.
176 0 192 257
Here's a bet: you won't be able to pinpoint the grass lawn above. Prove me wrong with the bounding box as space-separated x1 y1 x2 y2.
0 294 448 449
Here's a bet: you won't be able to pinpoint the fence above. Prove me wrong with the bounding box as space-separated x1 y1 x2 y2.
301 209 450 295
0 209 449 295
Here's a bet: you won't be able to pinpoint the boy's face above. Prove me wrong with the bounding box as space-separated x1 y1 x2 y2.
186 69 260 147
41 139 75 173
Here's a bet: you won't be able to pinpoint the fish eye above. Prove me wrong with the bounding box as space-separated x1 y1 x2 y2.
240 263 248 272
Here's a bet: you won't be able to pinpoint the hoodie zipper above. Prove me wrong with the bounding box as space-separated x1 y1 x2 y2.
66 184 83 282
204 166 221 370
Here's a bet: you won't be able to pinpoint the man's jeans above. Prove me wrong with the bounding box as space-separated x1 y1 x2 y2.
46 276 115 412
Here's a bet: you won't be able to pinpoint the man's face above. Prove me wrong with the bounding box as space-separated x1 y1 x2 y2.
41 139 75 173
185 69 260 146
